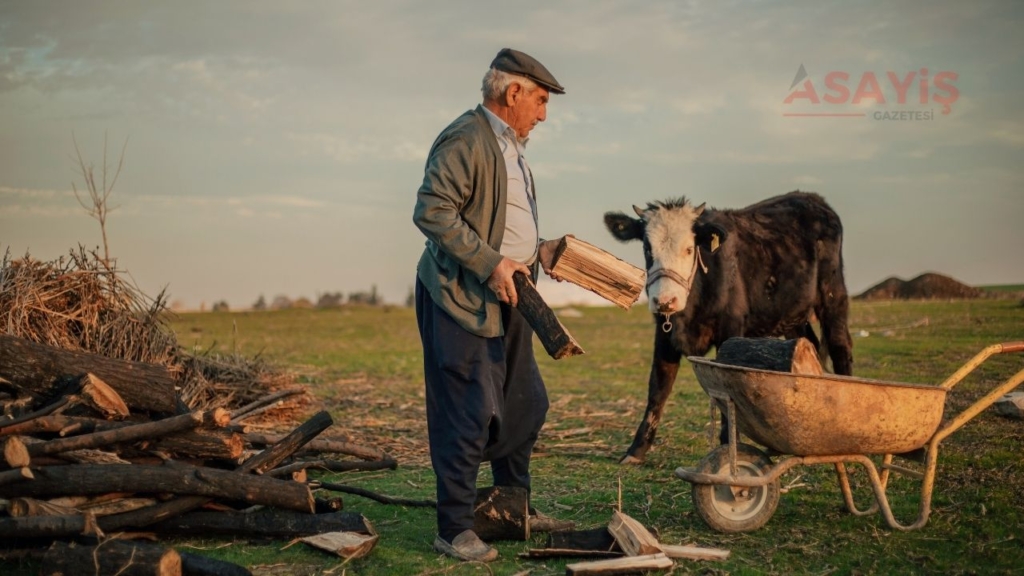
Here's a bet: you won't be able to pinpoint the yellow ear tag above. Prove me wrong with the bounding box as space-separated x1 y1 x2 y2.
710 233 720 253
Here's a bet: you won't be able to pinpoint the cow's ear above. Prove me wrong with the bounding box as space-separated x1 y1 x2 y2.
695 222 727 253
604 211 644 242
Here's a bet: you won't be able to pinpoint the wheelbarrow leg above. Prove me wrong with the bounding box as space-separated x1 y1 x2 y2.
834 454 892 517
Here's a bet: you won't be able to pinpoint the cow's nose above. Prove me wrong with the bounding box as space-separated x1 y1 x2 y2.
652 294 678 313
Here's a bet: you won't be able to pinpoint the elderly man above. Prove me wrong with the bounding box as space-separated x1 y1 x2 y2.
412 48 572 562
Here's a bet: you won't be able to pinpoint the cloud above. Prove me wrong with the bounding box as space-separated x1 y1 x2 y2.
990 122 1024 147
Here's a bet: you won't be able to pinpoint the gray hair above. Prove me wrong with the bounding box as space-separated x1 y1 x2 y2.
481 67 539 101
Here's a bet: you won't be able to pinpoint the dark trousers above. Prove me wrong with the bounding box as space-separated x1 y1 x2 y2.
415 279 549 541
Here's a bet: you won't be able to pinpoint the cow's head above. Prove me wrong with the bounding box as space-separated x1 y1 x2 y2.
605 198 727 316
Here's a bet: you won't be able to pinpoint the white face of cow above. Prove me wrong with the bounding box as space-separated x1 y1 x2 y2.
637 201 705 315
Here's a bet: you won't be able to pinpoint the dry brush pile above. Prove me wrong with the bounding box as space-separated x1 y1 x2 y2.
0 248 400 575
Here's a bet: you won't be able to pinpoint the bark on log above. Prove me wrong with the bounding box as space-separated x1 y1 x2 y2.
149 509 374 538
239 410 334 474
0 463 315 513
550 235 646 309
547 527 618 552
41 540 182 576
148 430 244 460
608 511 662 556
244 433 389 462
26 411 205 457
566 552 673 575
0 334 178 414
513 272 585 360
715 337 823 375
472 485 530 542
0 466 33 485
520 549 623 560
317 481 435 507
268 457 397 477
180 551 252 576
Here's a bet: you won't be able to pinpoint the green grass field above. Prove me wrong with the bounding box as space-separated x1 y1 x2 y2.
8 298 1023 575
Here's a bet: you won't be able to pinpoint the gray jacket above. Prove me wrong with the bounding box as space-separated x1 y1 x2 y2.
414 105 535 337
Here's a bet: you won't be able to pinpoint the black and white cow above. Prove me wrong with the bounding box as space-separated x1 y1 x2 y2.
604 191 854 464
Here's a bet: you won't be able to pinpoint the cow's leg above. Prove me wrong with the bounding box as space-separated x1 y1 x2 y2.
820 280 854 376
622 324 683 464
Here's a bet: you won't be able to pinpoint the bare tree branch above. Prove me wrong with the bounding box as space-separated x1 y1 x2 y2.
71 132 129 264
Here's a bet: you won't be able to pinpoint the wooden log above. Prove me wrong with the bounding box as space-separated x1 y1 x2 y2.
659 544 730 561
472 485 530 542
715 337 823 375
1 463 315 513
8 497 79 517
0 334 179 414
513 271 585 360
107 541 254 576
95 410 334 531
148 509 375 538
566 552 673 575
0 466 33 485
608 511 661 556
41 540 182 576
547 527 618 552
316 481 435 507
244 432 389 462
240 410 334 474
268 457 397 477
520 549 622 559
3 436 30 467
550 236 646 309
148 430 244 460
315 497 345 513
180 551 252 576
78 373 130 419
0 414 121 437
26 411 205 457
229 389 305 423
0 396 73 434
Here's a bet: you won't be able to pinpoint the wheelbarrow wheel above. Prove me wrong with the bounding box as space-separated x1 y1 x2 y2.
691 443 780 533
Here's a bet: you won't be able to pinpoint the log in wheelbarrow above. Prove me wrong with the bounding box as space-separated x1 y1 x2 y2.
674 341 1024 533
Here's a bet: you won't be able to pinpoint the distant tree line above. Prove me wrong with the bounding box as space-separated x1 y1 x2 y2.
244 285 391 312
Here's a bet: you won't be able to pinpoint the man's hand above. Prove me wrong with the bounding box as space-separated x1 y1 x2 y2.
539 236 571 282
486 257 532 306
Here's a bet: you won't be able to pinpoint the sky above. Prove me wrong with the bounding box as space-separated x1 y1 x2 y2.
2 0 1022 310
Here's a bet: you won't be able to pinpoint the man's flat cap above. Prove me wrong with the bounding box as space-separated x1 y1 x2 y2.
490 48 565 94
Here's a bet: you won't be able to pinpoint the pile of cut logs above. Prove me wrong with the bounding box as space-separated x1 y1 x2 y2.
0 334 394 575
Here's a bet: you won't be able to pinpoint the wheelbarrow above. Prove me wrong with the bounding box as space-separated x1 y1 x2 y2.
674 342 1024 533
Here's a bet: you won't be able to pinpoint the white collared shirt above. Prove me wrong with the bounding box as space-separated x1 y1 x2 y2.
481 106 538 265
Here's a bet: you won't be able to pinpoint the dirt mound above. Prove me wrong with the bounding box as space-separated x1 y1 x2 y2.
855 272 982 300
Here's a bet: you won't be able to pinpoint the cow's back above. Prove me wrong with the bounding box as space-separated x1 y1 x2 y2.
691 191 845 343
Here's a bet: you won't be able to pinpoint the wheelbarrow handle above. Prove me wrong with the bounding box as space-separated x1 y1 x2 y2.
1000 341 1024 354
941 342 1024 391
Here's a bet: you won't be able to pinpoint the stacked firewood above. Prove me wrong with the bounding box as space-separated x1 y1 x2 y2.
0 334 394 575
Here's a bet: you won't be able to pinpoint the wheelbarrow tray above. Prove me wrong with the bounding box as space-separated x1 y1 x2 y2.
688 357 947 456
